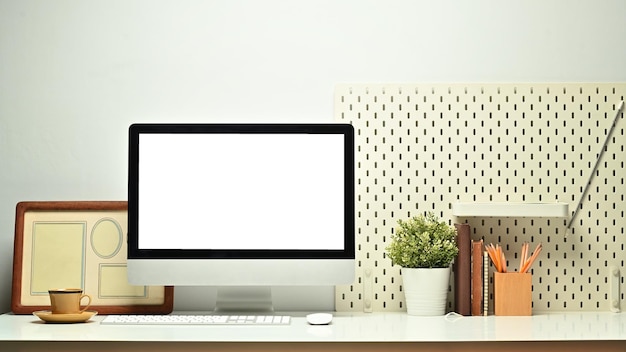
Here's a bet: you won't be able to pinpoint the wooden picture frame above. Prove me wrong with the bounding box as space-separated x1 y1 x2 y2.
11 201 174 314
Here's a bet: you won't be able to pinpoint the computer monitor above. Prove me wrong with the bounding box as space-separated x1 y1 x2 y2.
127 123 355 312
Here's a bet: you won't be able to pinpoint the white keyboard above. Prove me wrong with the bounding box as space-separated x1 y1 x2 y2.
101 314 291 325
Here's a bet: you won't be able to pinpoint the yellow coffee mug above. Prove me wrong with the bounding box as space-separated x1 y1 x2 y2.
48 288 92 314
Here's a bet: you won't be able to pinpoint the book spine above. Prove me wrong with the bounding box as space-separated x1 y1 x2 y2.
454 223 471 316
471 240 483 316
483 250 489 315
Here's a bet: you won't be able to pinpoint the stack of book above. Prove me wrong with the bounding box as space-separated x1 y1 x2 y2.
454 224 486 316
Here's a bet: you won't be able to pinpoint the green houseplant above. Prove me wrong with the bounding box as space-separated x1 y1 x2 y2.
386 212 458 268
386 212 458 315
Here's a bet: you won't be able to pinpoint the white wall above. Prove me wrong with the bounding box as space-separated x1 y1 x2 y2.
1 0 625 312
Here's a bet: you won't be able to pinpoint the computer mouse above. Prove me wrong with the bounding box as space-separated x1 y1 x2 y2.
306 312 333 325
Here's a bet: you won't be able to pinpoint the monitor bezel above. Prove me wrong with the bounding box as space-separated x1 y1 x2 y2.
128 123 355 261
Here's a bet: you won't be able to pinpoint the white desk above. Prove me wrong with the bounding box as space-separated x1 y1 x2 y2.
1 312 624 351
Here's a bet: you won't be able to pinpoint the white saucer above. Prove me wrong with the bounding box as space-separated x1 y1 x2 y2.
33 310 98 323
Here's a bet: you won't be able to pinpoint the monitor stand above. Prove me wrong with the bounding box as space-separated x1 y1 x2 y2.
213 286 274 313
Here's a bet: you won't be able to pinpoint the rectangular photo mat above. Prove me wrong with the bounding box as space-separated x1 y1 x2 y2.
11 201 173 314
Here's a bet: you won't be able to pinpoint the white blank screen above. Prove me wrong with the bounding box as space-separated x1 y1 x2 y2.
138 133 345 250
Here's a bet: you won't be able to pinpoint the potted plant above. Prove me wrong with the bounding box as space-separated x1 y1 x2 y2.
385 211 458 315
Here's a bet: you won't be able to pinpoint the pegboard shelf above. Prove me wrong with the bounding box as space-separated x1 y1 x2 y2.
452 202 569 217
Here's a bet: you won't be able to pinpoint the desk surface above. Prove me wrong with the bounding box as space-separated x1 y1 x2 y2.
1 311 625 343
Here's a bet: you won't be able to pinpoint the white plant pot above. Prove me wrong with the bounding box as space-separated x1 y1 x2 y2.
401 267 451 316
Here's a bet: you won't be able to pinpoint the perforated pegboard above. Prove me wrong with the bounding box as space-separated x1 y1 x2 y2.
334 83 625 313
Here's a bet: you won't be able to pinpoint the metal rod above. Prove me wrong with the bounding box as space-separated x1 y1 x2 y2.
566 100 624 231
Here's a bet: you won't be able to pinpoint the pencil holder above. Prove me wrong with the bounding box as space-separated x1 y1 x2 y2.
494 272 532 316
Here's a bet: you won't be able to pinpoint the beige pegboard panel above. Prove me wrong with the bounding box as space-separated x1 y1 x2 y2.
334 83 625 313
